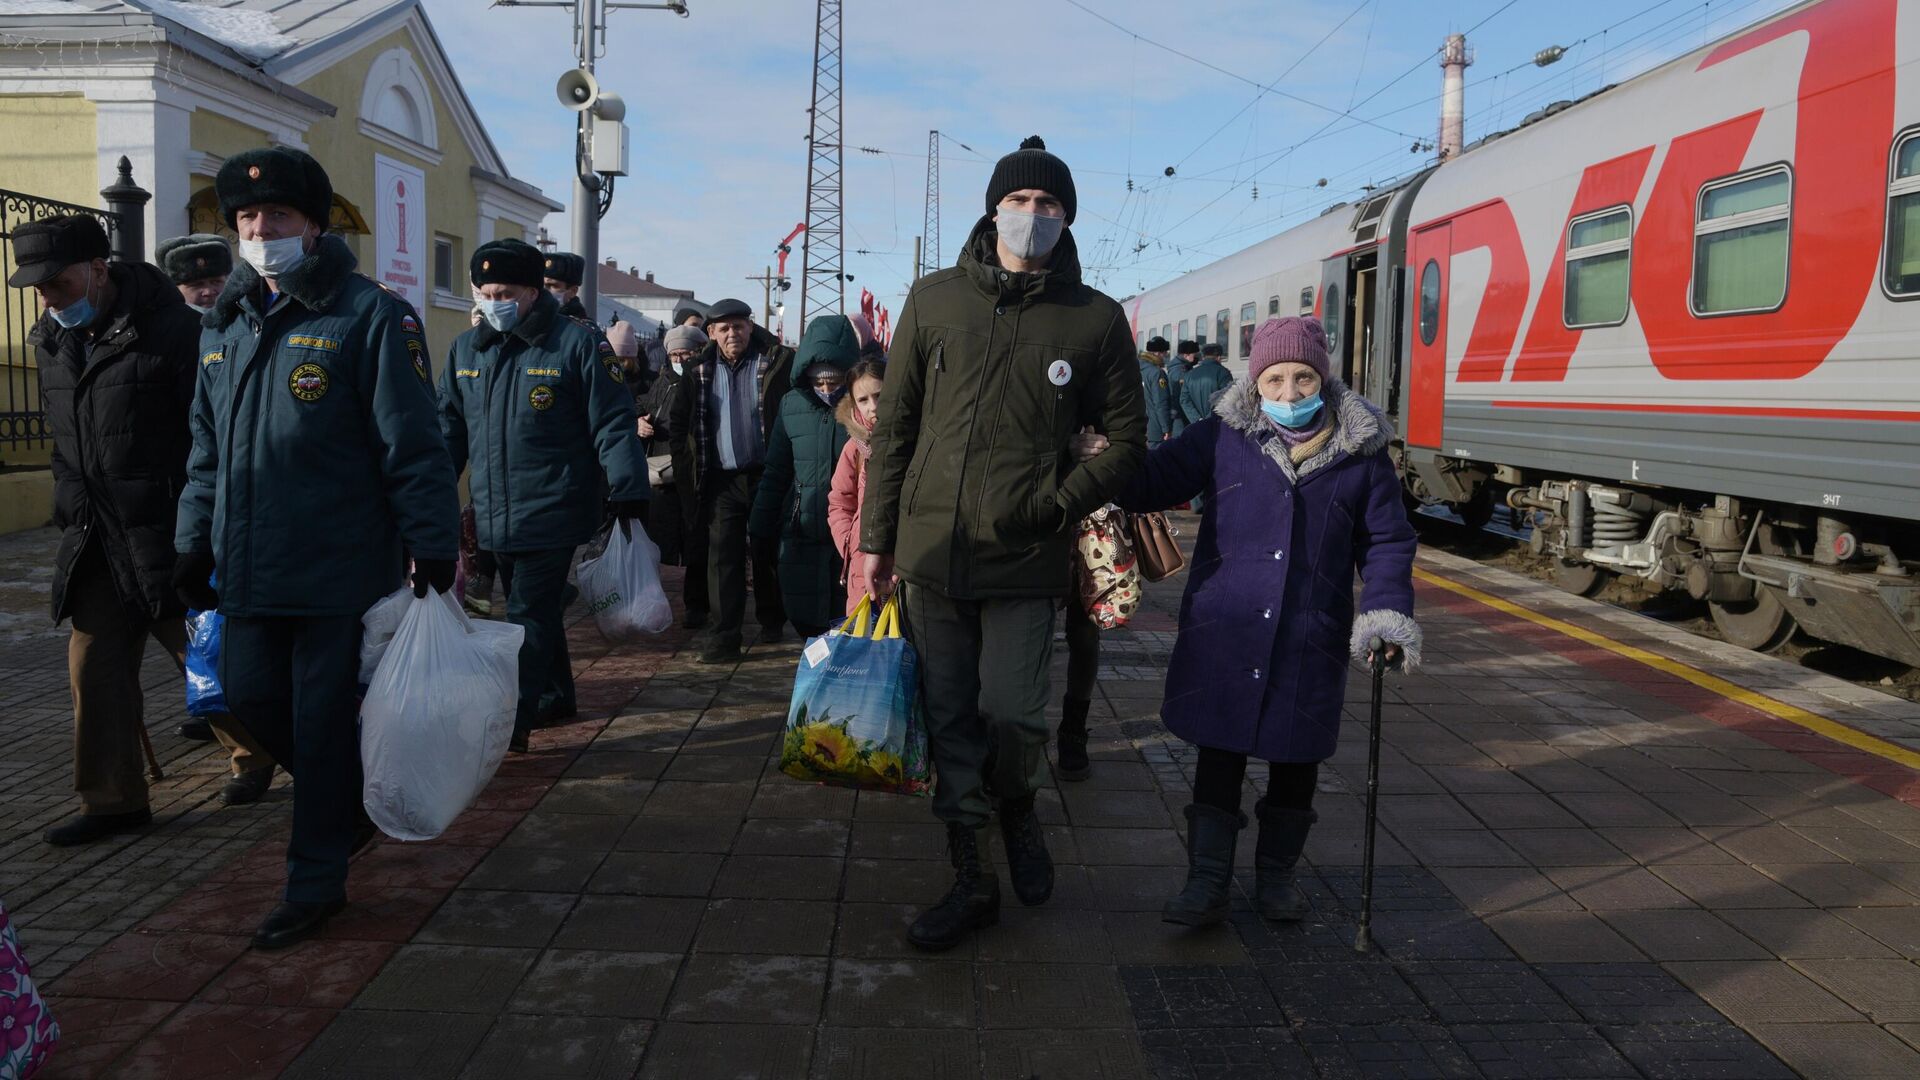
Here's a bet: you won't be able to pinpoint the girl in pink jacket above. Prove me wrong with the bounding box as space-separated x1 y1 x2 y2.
827 361 886 615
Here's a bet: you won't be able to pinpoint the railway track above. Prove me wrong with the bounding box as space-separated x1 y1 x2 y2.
1411 505 1920 705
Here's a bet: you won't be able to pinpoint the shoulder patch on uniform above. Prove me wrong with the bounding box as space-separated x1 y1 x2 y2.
289 362 329 402
601 355 625 384
456 368 481 378
407 339 429 382
529 384 555 411
200 348 224 367
401 313 420 334
524 366 563 378
287 334 340 353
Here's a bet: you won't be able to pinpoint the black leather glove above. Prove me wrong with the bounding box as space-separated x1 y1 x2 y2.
172 550 218 612
412 558 457 598
611 499 648 540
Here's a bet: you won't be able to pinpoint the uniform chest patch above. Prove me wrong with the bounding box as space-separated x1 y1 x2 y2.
524 367 562 378
1047 360 1073 387
287 334 340 353
200 349 224 367
529 384 555 411
456 368 480 378
289 362 330 402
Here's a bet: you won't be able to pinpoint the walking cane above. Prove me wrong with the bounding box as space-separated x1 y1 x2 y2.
1354 636 1386 953
137 721 164 782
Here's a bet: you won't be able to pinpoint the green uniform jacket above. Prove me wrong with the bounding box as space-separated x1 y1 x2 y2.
861 215 1148 599
176 234 459 617
440 290 648 554
1178 359 1233 429
1139 354 1174 443
749 316 859 631
1166 356 1193 436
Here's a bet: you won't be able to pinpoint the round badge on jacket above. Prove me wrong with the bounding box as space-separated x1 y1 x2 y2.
289 362 329 402
1048 359 1072 386
529 384 555 410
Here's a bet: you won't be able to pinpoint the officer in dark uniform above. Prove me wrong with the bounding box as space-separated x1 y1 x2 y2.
543 251 594 325
441 239 650 753
175 146 461 950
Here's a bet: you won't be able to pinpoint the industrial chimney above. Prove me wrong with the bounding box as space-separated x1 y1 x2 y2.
1438 33 1473 161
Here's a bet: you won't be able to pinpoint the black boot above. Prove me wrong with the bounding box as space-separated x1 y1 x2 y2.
222 766 274 806
998 795 1054 906
908 823 1000 952
251 899 345 950
1056 697 1091 782
1162 803 1246 926
1253 801 1317 921
43 809 152 847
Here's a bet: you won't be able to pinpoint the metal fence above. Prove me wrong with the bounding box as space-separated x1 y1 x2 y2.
0 158 148 464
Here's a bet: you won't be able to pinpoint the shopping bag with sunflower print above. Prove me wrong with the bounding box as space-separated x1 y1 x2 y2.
780 596 933 796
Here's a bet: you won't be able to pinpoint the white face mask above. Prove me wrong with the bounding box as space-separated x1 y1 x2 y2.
237 234 308 277
186 302 211 315
670 361 684 376
996 207 1064 261
476 298 521 333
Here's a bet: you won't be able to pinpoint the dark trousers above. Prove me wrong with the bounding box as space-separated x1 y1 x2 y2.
221 614 364 903
496 547 576 735
1193 748 1318 817
1063 596 1099 704
899 585 1057 827
698 468 783 647
65 554 183 815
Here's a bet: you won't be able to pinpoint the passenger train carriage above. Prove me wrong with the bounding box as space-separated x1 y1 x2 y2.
1129 0 1920 667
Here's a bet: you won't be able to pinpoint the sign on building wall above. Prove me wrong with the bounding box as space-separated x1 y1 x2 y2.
373 154 426 306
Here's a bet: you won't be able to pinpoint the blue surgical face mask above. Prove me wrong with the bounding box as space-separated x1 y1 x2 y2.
477 298 521 333
1261 393 1323 429
49 266 100 329
237 234 308 277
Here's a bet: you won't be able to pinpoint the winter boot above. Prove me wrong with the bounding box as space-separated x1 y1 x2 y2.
1056 697 1091 782
1162 803 1246 926
1253 801 1317 921
998 794 1055 906
908 822 1001 952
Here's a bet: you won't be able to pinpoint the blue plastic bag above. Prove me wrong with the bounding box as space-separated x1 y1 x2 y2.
780 597 932 796
185 609 225 716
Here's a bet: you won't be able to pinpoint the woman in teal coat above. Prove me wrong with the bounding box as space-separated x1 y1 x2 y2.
749 315 861 637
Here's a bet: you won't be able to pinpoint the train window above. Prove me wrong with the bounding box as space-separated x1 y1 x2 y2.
1563 206 1632 328
1137 329 1147 350
1691 166 1791 316
1323 283 1342 353
1299 286 1314 314
1215 309 1230 355
1178 318 1189 341
1885 130 1920 297
1268 295 1280 316
1194 312 1209 345
1163 323 1172 343
1418 260 1440 346
1239 303 1257 357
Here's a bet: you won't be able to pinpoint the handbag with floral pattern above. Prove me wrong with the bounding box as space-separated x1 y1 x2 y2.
0 900 58 1080
1074 506 1142 630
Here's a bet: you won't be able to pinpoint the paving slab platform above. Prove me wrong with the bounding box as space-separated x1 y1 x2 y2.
4 522 1920 1079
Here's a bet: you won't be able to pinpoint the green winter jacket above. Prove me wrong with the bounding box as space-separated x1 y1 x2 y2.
177 234 460 617
749 315 858 630
440 289 648 554
861 215 1148 599
1178 358 1233 428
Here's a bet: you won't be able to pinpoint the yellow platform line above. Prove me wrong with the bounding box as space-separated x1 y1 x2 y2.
1412 565 1920 773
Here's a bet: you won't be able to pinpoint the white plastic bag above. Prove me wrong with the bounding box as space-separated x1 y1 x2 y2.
357 587 413 684
360 590 524 841
576 524 673 640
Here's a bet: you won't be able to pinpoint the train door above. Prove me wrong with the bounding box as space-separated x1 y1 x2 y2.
1348 256 1376 393
1405 223 1451 449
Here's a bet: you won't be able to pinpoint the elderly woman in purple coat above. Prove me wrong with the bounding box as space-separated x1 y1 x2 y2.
1078 315 1420 927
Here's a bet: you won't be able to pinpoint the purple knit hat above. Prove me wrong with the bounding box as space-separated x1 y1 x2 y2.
1248 316 1330 382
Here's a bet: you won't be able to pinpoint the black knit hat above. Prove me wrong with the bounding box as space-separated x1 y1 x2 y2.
156 233 233 284
1201 342 1224 358
6 215 109 288
1145 336 1169 353
215 147 333 230
985 136 1077 225
543 252 584 287
471 239 545 288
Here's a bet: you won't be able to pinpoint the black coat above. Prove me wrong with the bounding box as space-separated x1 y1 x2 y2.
32 261 198 622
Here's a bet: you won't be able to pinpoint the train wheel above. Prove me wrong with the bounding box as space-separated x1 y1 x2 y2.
1551 560 1609 597
1708 589 1795 653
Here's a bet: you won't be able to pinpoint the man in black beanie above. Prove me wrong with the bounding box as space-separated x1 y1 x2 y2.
860 136 1146 952
176 145 461 950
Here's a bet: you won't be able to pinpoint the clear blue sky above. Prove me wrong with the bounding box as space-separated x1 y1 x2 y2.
424 0 1800 325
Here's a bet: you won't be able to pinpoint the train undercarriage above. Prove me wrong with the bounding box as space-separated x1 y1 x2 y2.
1405 460 1920 668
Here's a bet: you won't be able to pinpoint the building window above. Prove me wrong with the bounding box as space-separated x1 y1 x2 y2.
1299 286 1314 314
1563 207 1632 328
1195 313 1209 345
1178 318 1189 342
1692 166 1790 316
433 236 456 293
1885 129 1920 297
1238 303 1256 357
1418 260 1441 346
1215 309 1229 354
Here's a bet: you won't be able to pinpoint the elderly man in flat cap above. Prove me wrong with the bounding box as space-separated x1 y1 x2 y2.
176 145 460 950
